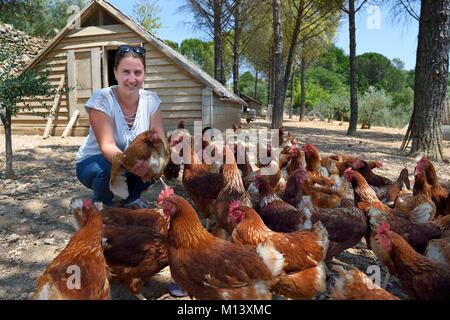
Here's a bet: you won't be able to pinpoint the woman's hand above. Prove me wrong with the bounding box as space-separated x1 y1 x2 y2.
129 159 150 181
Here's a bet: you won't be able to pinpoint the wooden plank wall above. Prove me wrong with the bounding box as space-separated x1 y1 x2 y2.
143 43 203 131
8 23 205 135
212 96 242 131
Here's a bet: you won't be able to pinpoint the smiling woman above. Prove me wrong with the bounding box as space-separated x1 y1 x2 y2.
74 45 168 208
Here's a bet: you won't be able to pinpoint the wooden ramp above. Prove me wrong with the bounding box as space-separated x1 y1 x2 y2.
42 75 65 139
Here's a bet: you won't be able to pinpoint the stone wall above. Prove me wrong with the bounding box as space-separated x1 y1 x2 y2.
0 24 48 75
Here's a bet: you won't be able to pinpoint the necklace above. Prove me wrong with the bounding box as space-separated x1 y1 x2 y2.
113 87 138 128
123 110 137 128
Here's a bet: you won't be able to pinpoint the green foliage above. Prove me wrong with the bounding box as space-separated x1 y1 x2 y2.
306 66 346 94
132 0 162 32
357 52 394 91
391 87 414 111
286 43 415 128
303 79 331 110
239 71 267 105
316 43 349 77
358 86 411 129
164 40 179 50
179 38 215 77
310 93 349 122
0 0 89 38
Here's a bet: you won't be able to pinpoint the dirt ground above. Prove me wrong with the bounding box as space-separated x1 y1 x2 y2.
1 117 450 300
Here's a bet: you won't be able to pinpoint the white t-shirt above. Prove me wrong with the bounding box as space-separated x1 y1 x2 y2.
76 86 160 163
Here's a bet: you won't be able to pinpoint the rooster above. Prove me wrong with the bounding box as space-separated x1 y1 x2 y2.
229 202 328 299
110 128 169 199
69 200 168 300
373 222 450 299
33 200 110 300
330 266 399 300
157 188 285 300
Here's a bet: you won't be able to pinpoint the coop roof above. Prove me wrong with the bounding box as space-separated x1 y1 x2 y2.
23 0 246 106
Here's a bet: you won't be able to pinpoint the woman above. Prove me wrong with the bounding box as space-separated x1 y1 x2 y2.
76 45 167 208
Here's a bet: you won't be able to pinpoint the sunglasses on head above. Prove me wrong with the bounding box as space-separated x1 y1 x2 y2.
117 45 146 56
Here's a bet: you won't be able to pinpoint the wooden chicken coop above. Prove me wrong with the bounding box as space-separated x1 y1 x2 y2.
8 0 245 137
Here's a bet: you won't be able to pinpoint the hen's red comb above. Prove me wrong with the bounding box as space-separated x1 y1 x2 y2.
376 222 390 235
83 199 92 208
229 199 241 213
157 187 174 205
344 167 353 174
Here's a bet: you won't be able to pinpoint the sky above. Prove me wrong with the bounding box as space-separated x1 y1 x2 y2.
109 0 420 70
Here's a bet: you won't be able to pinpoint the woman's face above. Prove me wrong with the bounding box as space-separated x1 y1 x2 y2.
114 56 145 94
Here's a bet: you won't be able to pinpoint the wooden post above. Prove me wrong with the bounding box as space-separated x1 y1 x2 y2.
202 87 213 127
91 47 101 92
43 75 65 139
67 50 77 117
61 109 80 138
102 46 109 88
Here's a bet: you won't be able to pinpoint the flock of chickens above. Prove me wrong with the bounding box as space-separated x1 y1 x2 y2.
31 123 450 300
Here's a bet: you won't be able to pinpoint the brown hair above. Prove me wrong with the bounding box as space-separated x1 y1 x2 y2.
114 50 146 70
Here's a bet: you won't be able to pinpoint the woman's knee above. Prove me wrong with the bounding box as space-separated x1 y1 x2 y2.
76 154 112 189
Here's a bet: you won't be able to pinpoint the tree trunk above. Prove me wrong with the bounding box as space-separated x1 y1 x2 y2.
232 0 241 95
289 63 296 119
347 0 359 136
404 0 450 161
1 113 14 179
213 1 226 85
254 68 258 100
282 0 303 91
271 0 285 129
267 60 272 121
299 57 306 121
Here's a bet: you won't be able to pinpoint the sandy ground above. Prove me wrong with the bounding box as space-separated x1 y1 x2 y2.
1 117 450 300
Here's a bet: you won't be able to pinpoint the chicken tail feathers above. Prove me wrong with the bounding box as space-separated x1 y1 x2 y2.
256 237 285 277
110 157 128 199
68 197 84 230
313 221 330 257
